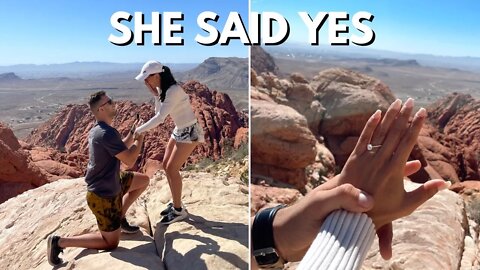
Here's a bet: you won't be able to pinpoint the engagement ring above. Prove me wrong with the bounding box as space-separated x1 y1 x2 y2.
367 144 382 151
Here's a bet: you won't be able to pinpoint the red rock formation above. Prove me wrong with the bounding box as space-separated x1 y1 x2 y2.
450 180 480 194
427 93 480 181
0 123 47 203
234 127 248 149
250 184 302 215
251 99 317 188
26 81 247 175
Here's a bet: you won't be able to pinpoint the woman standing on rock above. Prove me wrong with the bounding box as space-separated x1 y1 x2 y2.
134 60 205 225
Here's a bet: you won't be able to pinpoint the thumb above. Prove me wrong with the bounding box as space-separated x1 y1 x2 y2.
403 179 451 213
324 184 374 213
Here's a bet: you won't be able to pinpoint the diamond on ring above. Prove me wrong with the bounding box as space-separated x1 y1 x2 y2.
367 143 381 151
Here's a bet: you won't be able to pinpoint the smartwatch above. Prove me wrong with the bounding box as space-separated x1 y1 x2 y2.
252 204 286 269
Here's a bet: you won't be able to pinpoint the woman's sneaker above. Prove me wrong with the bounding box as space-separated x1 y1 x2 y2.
160 202 186 216
160 202 174 216
47 235 64 266
160 207 188 225
120 218 140 234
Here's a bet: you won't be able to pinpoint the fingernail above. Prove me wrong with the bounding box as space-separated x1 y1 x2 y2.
358 191 371 207
416 107 427 118
438 181 451 191
372 109 381 119
392 99 402 110
404 98 414 108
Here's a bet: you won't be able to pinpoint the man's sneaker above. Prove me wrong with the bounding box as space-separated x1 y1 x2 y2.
47 235 64 266
160 207 188 225
160 202 186 216
120 218 140 234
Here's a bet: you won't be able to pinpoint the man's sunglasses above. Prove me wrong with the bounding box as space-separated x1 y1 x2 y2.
98 98 113 108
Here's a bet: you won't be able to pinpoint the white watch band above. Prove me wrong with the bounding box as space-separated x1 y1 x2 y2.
298 210 376 270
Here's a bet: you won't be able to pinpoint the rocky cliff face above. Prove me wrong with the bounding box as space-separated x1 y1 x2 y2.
25 81 247 177
0 123 46 203
427 93 480 181
0 171 248 270
0 123 82 203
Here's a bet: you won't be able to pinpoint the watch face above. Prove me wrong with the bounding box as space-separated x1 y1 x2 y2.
255 252 280 266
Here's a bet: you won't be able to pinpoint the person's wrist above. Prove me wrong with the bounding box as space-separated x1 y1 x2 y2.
252 205 287 268
272 207 289 262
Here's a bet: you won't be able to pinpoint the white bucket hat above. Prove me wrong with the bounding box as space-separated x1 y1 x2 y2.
135 60 164 80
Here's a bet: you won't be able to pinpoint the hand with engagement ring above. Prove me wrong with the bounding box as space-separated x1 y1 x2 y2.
325 97 450 259
268 98 449 263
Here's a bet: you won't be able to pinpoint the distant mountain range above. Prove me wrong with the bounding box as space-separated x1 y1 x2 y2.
0 57 249 91
0 62 198 79
266 44 480 73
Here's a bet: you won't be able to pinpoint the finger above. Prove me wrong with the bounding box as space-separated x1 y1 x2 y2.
352 110 382 156
377 98 414 160
376 222 393 260
402 179 451 215
392 108 427 165
370 99 402 146
322 184 375 213
404 160 421 176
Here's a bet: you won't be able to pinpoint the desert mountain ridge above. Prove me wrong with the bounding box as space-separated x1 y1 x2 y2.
178 57 248 91
0 57 248 92
265 43 480 73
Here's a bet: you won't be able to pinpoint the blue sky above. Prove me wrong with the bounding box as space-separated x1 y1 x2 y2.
2 1 479 65
252 0 480 57
0 0 249 65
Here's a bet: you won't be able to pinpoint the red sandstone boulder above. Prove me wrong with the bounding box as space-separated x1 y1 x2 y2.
314 68 396 135
0 123 47 203
450 180 480 194
234 127 248 149
251 99 317 188
310 68 397 166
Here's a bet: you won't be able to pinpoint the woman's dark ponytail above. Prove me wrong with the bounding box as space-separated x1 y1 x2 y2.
159 66 177 102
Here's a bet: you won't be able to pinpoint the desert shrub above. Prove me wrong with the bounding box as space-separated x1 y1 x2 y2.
240 168 249 186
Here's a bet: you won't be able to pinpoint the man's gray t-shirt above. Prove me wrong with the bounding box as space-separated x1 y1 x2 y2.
85 121 127 197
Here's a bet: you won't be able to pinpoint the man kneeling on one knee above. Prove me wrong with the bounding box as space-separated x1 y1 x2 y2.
47 91 150 266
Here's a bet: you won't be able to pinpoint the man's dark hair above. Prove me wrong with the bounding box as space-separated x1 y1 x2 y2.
88 91 106 109
159 66 177 102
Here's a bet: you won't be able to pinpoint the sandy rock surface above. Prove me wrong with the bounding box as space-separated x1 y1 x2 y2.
0 171 248 270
